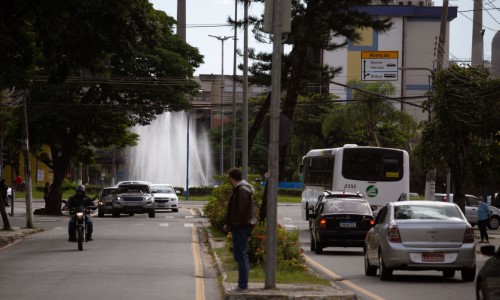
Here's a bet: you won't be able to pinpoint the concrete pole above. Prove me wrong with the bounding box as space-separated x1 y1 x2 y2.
471 0 483 67
21 94 34 228
242 1 249 178
426 0 448 201
231 0 238 169
265 0 283 289
176 0 186 41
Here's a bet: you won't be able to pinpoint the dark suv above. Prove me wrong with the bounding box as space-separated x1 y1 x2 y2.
111 183 155 218
309 190 374 254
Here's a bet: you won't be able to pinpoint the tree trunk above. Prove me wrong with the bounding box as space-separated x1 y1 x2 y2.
45 130 79 215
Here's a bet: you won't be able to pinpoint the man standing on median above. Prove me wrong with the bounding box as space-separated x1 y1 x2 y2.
223 168 257 293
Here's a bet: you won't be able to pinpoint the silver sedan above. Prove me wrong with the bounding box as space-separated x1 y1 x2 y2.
364 201 476 281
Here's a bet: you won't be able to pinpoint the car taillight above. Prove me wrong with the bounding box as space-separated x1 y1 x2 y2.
463 226 475 243
388 225 401 243
369 218 375 226
319 219 327 230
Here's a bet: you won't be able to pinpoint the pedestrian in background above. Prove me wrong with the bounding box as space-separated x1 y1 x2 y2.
478 199 490 243
223 168 257 293
43 182 50 208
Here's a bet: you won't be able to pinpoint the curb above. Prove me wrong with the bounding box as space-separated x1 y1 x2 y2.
205 225 358 300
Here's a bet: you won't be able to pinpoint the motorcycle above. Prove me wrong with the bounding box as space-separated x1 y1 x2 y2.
69 206 97 251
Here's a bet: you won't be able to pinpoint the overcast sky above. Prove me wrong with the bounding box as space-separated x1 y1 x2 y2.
150 0 500 75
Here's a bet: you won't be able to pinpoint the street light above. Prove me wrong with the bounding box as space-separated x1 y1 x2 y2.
209 35 232 175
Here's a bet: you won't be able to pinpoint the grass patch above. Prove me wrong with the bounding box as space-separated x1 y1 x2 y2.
213 243 329 286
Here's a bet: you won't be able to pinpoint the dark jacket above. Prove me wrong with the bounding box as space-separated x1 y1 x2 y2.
226 180 257 229
67 194 94 211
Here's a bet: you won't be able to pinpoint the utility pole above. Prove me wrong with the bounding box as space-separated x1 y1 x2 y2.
209 35 231 175
21 92 34 228
471 0 483 67
242 1 249 178
231 0 238 169
176 0 186 41
425 0 448 202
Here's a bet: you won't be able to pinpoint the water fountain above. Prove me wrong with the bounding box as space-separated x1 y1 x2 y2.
127 111 215 187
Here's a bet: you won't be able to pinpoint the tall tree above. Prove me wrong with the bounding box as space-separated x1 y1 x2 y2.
322 80 416 148
416 65 500 211
243 0 393 180
1 1 203 214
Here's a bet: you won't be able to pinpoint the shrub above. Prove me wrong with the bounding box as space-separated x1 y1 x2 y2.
225 221 306 271
203 174 263 232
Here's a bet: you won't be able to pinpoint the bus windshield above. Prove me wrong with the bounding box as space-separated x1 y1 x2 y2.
341 148 404 182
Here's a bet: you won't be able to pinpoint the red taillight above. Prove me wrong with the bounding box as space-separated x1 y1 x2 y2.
319 219 327 230
388 225 401 243
370 218 375 226
463 226 475 243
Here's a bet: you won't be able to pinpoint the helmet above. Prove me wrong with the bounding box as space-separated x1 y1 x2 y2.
76 185 86 192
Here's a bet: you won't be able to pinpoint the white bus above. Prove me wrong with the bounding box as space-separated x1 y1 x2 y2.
300 144 410 220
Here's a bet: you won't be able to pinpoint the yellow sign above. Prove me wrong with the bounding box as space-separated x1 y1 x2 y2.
361 51 398 59
385 172 399 178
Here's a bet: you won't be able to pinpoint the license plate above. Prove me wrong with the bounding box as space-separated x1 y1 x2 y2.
422 253 444 262
339 222 356 228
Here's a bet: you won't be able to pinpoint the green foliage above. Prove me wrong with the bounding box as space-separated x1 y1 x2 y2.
243 222 307 270
416 65 500 197
322 80 417 148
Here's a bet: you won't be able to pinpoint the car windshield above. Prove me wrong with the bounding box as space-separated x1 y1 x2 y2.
323 200 372 215
394 205 463 220
101 189 116 197
118 185 150 193
151 186 175 194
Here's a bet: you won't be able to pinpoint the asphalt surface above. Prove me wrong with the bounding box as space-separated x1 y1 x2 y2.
3 199 500 300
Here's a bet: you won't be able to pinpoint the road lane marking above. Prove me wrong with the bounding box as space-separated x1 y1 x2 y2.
283 217 292 220
165 216 174 219
185 215 194 219
191 227 205 300
305 255 385 300
184 223 194 227
159 223 169 227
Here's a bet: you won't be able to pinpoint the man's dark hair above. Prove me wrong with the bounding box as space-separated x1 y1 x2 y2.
228 168 242 181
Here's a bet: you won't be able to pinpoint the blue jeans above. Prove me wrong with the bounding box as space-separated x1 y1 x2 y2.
232 226 252 289
68 214 93 239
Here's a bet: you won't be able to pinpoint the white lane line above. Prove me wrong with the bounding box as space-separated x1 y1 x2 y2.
283 217 292 221
54 227 63 230
184 223 194 227
159 223 169 227
185 215 194 219
283 225 297 230
165 216 175 219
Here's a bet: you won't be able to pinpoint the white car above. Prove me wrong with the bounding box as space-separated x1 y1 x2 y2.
150 184 179 212
434 193 500 230
6 187 12 205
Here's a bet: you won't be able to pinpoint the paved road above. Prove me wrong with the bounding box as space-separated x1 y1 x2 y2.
0 199 219 300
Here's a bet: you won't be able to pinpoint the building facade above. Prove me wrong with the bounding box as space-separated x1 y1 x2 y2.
323 2 458 123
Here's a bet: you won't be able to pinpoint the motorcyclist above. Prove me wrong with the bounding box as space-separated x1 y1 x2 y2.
67 185 95 242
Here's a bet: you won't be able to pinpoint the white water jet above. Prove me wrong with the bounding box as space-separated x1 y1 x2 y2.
128 111 215 187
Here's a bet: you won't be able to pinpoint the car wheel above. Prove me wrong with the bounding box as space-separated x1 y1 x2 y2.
476 279 487 300
310 232 316 252
314 236 323 254
128 213 135 216
364 249 377 276
112 210 120 218
148 211 156 218
378 253 393 281
461 266 476 282
488 216 499 230
172 208 179 212
98 209 104 218
442 270 456 278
